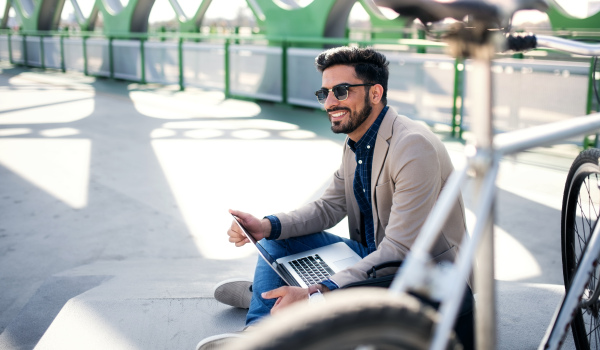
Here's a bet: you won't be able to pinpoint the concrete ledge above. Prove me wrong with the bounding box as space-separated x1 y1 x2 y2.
497 280 575 350
1 258 254 350
35 298 246 350
0 257 580 350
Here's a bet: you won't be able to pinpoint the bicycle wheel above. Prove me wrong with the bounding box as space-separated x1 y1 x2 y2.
227 288 460 350
562 148 600 350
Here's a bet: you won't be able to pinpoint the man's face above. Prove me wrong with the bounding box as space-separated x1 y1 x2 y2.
321 65 372 135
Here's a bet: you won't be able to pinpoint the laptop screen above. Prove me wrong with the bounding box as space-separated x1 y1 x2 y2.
231 214 278 266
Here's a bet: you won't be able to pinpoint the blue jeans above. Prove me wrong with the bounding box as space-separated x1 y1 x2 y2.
246 232 370 326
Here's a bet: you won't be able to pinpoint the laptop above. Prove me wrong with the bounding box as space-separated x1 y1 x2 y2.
232 214 362 288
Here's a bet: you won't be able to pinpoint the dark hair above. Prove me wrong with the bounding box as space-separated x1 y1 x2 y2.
315 46 389 105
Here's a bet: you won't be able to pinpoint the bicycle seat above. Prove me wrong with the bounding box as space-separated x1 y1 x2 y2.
375 0 548 24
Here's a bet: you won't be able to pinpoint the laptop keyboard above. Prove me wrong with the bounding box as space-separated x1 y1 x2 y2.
289 254 335 286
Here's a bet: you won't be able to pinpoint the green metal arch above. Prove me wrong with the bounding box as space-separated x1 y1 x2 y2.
10 0 156 34
165 0 409 40
359 0 410 39
10 0 66 31
69 0 99 31
167 0 212 33
7 0 415 40
98 0 156 35
249 0 348 38
547 2 600 32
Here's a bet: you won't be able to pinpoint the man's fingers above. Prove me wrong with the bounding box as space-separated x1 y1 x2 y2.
228 235 249 246
229 209 250 222
262 286 287 300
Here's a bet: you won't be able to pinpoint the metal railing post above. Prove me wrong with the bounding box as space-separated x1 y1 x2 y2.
451 58 464 138
281 40 288 104
40 34 45 69
140 38 146 84
7 32 12 64
109 37 114 79
22 34 27 66
225 38 230 98
83 35 88 76
584 56 598 148
60 34 65 72
178 36 184 91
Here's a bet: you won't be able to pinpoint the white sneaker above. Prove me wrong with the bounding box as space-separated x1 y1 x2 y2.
213 278 253 309
195 333 243 350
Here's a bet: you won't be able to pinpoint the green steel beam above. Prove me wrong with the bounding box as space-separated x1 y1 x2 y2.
7 0 421 42
30 0 158 35
69 0 99 31
168 0 212 33
547 2 600 33
1 1 10 29
10 0 65 31
248 0 347 41
359 0 410 40
98 0 155 35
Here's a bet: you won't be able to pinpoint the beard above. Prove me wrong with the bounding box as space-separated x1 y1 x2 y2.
328 94 372 135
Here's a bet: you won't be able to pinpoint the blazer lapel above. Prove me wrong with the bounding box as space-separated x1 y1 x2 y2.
371 108 396 238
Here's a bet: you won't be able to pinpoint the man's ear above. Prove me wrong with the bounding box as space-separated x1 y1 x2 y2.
371 84 384 104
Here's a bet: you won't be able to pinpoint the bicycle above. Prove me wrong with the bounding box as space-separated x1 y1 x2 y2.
223 0 600 349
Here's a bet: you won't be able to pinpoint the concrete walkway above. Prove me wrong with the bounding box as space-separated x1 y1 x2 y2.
0 61 584 349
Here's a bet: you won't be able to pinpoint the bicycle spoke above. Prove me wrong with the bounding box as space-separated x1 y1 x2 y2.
587 314 600 346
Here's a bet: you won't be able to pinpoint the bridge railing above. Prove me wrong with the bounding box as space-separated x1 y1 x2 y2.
0 29 596 141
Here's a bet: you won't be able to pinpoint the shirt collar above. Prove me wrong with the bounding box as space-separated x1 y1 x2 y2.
348 105 389 152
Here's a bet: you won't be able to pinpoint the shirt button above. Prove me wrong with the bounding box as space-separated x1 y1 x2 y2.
358 160 363 164
363 189 366 192
367 145 371 149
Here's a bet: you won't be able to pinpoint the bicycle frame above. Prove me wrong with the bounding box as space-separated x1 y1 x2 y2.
388 31 600 350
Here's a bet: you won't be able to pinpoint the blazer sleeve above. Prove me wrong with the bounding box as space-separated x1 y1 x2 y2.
330 132 444 287
273 149 349 240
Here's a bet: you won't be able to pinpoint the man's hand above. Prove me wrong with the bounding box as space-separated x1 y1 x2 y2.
228 209 271 247
262 286 308 314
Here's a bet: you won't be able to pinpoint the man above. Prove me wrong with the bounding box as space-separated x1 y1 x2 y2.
197 46 472 350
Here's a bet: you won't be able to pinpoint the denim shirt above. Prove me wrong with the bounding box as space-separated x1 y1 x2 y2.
347 105 388 254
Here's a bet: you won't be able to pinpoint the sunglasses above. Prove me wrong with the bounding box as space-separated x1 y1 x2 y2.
315 83 374 104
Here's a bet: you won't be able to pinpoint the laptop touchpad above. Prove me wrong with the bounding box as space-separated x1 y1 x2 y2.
333 257 360 270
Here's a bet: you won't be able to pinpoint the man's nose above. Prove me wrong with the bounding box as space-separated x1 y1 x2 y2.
323 90 339 110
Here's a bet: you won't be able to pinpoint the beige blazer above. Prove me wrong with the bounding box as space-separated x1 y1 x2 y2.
274 107 467 287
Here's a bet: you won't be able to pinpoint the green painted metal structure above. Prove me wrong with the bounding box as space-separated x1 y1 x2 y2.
547 2 600 33
2 0 600 38
0 0 599 141
8 0 65 30
3 0 410 38
4 0 155 34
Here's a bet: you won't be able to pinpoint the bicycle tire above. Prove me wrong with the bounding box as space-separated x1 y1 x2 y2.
226 288 461 350
561 148 600 350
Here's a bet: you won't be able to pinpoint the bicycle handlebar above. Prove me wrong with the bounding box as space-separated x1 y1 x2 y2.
535 35 600 56
504 33 600 56
505 34 538 52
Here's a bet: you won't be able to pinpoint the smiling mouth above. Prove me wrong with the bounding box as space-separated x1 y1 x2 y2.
328 110 348 122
